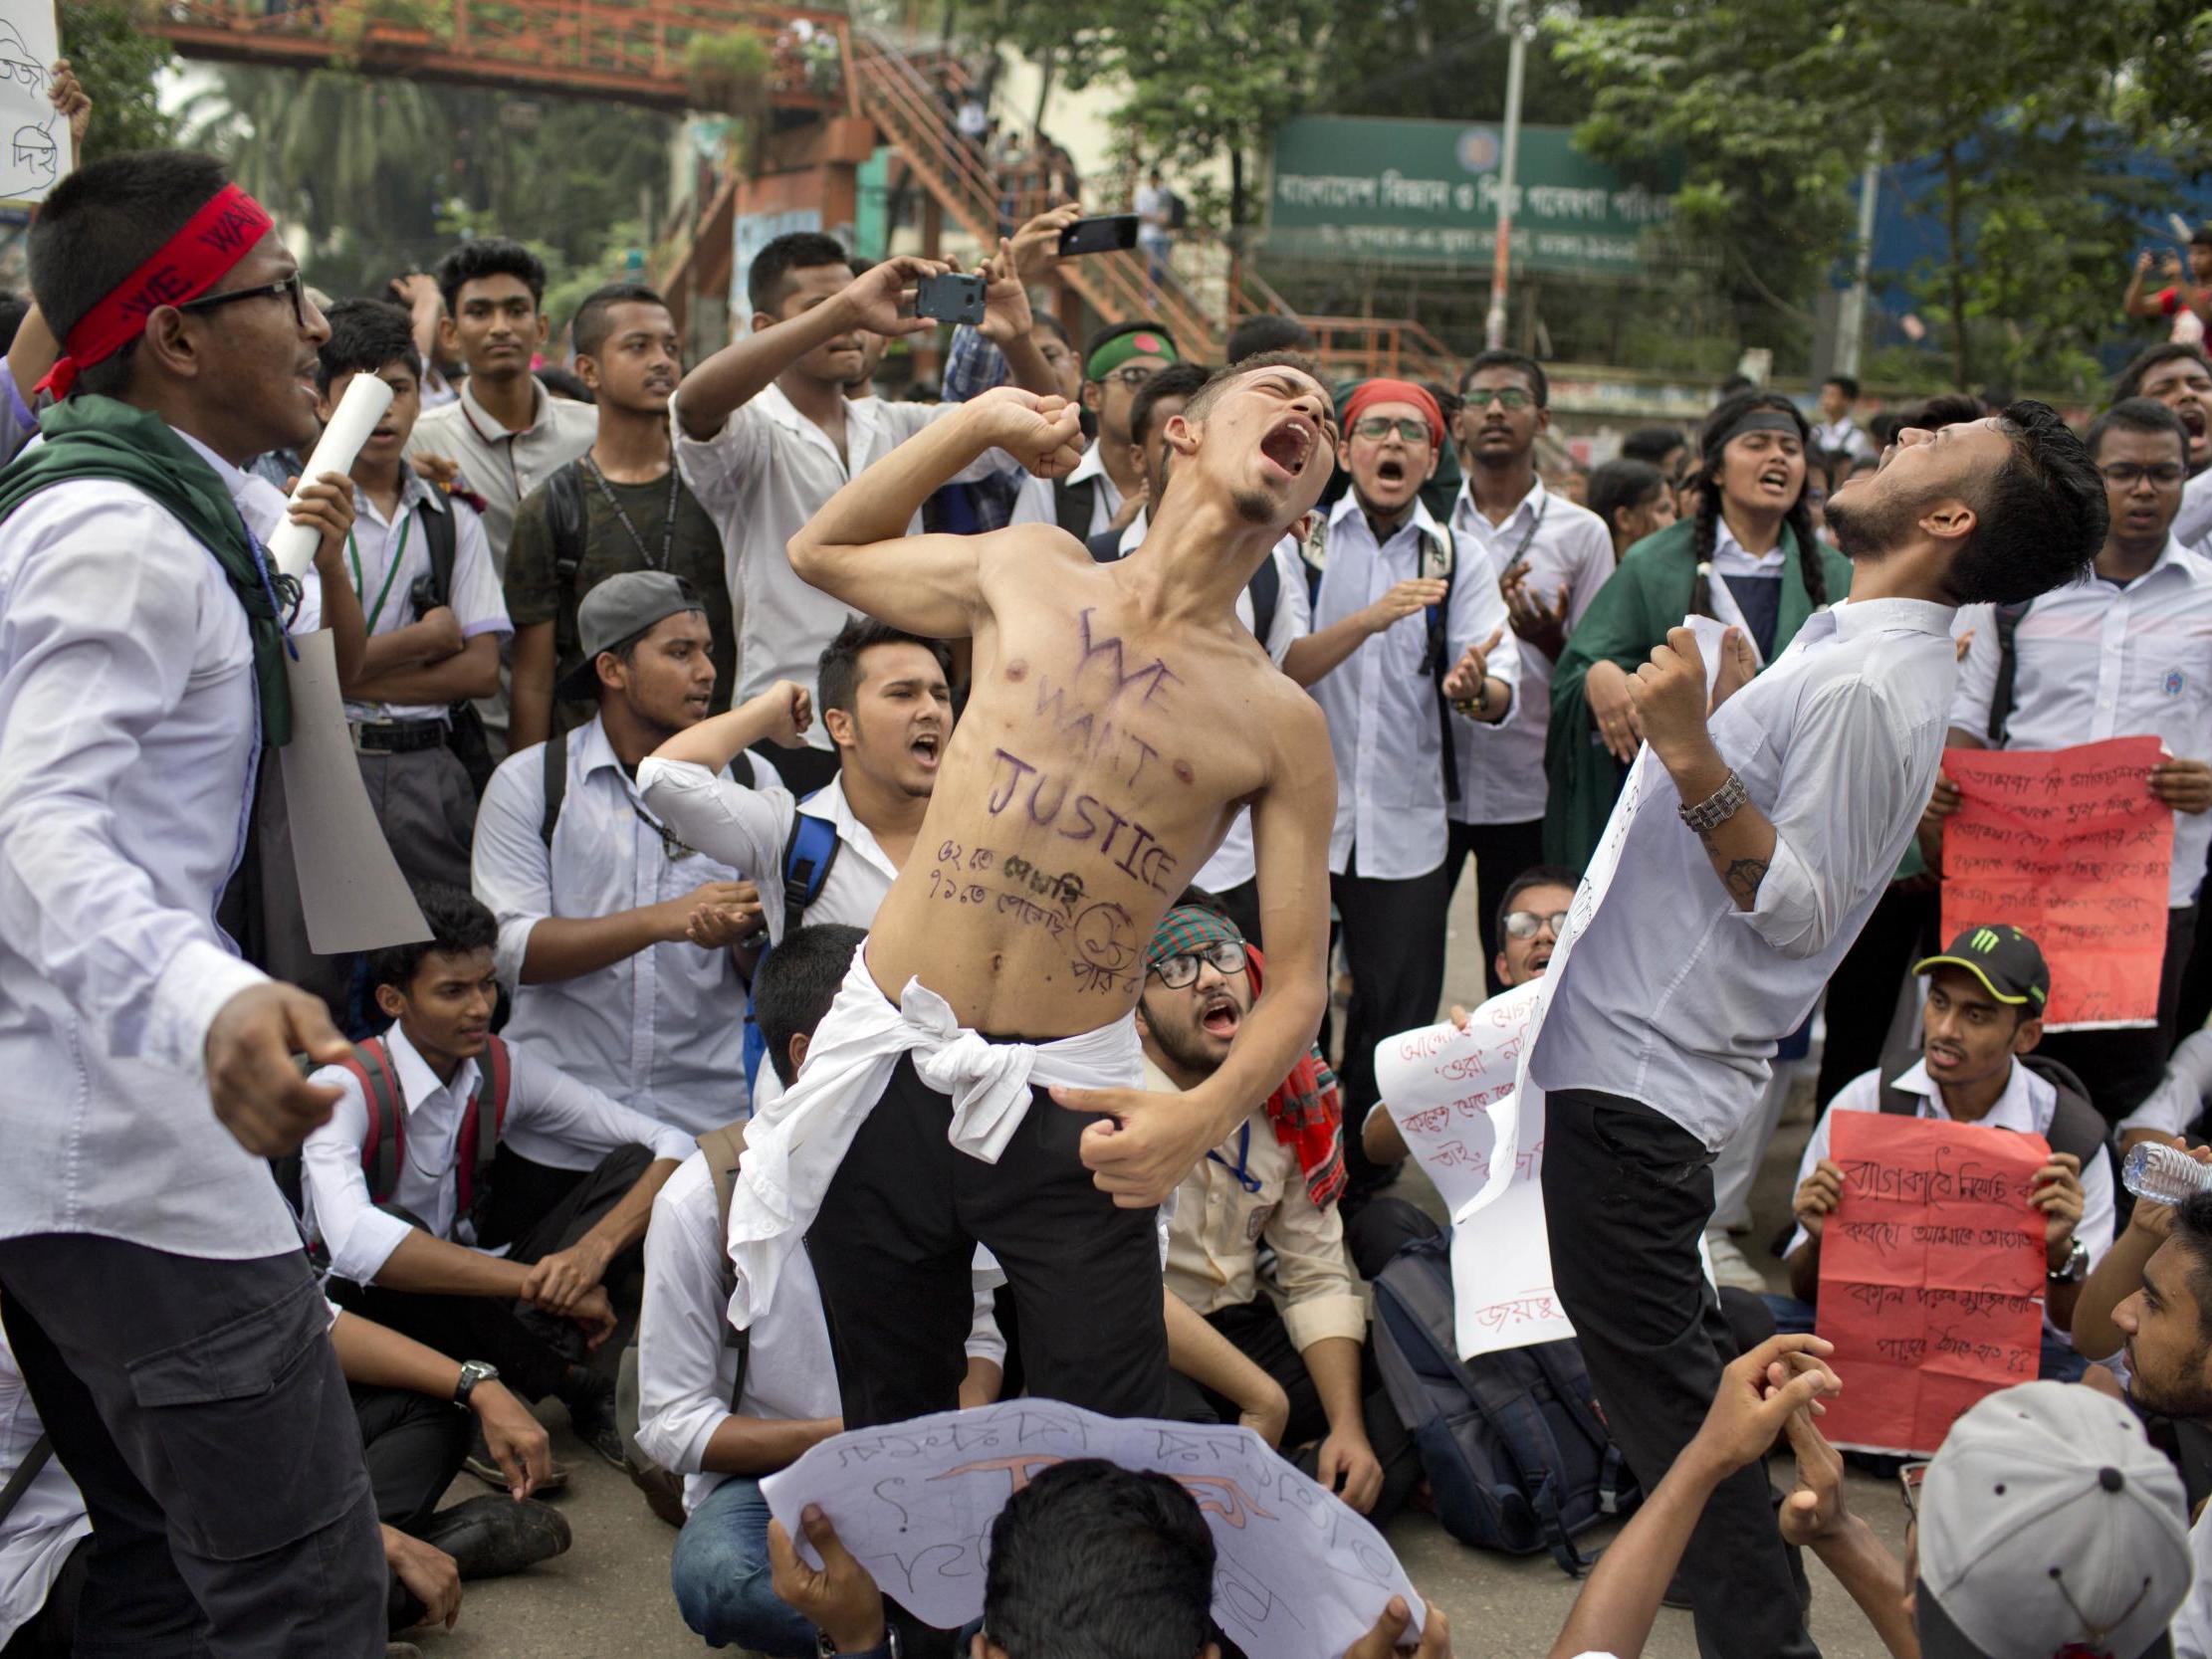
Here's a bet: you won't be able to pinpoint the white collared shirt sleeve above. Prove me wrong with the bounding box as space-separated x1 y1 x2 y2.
636 1156 733 1479
1448 527 1521 728
2078 1130 2116 1271
472 747 556 989
670 390 772 518
1264 539 1313 665
636 757 793 938
966 1272 1007 1367
448 503 512 639
299 1070 415 1284
502 1039 695 1165
1948 602 1999 737
2119 1028 2212 1138
0 494 269 1078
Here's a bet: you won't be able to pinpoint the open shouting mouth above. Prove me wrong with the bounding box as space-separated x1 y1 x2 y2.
1259 415 1317 481
1198 988 1242 1040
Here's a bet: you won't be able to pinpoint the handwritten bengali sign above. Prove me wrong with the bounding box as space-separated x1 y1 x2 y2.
1941 735 2172 1030
1816 1113 2047 1457
762 1402 1423 1659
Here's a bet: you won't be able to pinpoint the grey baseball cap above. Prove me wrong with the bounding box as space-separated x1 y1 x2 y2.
555 571 706 703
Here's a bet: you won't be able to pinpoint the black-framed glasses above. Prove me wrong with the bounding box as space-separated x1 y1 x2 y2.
1105 364 1160 389
1502 909 1569 940
2101 462 2185 488
1897 1460 1929 1519
1150 938 1247 988
176 274 311 330
1464 386 1535 411
1352 415 1431 444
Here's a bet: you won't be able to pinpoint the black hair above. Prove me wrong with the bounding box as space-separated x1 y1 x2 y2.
748 231 851 315
434 237 547 318
1225 312 1314 363
2168 1192 2212 1345
1868 410 1906 448
2088 396 2190 461
570 281 667 360
1129 361 1213 449
1619 426 1685 468
1715 373 1755 400
1823 373 1861 401
1170 884 1230 916
2195 226 2212 252
981 1460 1215 1659
1034 313 1071 347
1495 864 1580 946
1181 348 1325 427
754 923 867 1086
1460 347 1548 409
2114 341 2212 405
1902 391 1992 431
1587 458 1667 542
30 149 235 398
0 293 28 355
1687 390 1826 610
315 298 417 395
366 884 498 994
816 614 954 718
1942 400 2106 605
535 365 594 404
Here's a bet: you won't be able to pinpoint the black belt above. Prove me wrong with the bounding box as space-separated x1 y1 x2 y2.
350 719 448 754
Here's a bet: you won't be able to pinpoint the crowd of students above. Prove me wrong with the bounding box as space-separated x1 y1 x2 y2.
16 57 2212 1659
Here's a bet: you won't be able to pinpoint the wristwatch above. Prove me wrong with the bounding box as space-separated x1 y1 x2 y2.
453 1359 499 1408
816 1629 900 1658
2049 1237 2090 1286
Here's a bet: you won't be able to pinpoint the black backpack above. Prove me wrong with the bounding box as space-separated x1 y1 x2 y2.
1086 528 1280 647
1876 1037 2109 1170
410 496 496 797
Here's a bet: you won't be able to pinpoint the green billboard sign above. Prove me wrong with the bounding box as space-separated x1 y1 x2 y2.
1265 115 1676 276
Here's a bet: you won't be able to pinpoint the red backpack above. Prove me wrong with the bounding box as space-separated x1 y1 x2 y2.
336 1035 514 1215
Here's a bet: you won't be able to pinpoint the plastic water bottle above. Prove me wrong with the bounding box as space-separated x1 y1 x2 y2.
2121 1141 2212 1206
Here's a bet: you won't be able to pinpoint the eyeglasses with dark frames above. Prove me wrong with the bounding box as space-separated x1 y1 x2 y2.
175 274 311 331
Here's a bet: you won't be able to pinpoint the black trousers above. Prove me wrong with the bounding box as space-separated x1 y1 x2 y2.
1212 876 1264 950
0 1239 385 1659
806 1056 1168 1429
1445 817 1548 999
1332 860 1452 1196
1815 881 1940 1109
1542 1090 1817 1659
1344 1194 1442 1283
2039 903 2198 1124
352 1384 472 1534
331 1143 652 1401
1161 1297 1422 1528
749 737 841 799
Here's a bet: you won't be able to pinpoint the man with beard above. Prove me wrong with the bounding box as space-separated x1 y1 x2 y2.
1528 402 2106 1659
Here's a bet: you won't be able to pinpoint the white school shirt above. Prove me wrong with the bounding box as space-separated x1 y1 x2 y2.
1308 494 1521 881
1812 415 1877 463
0 425 326 1259
2176 466 2212 553
472 713 753 1136
1950 537 2212 907
1448 478 1614 826
300 1021 692 1285
2176 1505 2212 1659
636 1149 1005 1513
0 1326 89 1644
342 467 511 724
2118 1027 2212 1139
1532 597 1959 1150
634 766 899 941
1785 1058 2113 1341
1009 440 1124 538
671 382 1005 749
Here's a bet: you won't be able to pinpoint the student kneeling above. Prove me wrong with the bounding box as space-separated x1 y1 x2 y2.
301 884 694 1466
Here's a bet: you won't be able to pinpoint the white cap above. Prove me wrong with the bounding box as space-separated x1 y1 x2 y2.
1917 1381 2189 1659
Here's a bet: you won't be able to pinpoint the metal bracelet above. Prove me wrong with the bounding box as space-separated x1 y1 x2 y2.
1676 769 1749 833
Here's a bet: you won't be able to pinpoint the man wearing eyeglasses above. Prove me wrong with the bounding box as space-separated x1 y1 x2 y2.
1009 320 1179 541
1933 396 2212 1121
1142 896 1418 1524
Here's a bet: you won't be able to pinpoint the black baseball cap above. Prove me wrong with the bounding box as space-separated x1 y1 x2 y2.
1914 924 2050 1013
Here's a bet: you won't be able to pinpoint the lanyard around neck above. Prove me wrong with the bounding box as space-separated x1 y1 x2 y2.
346 512 414 633
582 454 680 571
1207 1122 1262 1195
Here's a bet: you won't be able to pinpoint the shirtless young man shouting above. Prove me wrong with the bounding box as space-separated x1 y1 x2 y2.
728 355 1484 1433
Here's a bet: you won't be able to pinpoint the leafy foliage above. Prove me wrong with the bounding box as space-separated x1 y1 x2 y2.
61 0 177 159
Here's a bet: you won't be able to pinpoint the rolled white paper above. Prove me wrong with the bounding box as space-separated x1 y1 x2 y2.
265 372 394 579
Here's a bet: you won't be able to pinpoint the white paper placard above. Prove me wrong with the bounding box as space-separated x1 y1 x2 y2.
0 8 64 208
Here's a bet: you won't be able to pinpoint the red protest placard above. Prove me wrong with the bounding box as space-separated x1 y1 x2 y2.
1940 735 2172 1029
1815 1112 2047 1458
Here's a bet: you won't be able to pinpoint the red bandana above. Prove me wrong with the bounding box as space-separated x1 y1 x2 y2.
1244 944 1348 1208
39 184 275 398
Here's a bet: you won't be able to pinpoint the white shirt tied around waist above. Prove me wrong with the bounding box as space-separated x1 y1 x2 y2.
725 942 1143 1330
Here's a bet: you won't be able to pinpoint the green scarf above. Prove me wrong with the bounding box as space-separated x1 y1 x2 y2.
0 395 292 744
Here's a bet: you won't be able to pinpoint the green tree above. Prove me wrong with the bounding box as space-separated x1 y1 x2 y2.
61 0 176 158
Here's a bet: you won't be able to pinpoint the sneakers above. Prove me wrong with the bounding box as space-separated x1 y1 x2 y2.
417 1493 572 1580
559 1365 630 1471
462 1434 568 1495
1704 1228 1769 1294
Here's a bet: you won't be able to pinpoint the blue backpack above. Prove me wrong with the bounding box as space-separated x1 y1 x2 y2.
1370 1228 1638 1573
739 809 841 1094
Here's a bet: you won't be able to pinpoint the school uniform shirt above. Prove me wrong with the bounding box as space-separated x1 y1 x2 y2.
343 467 511 724
1447 478 1614 827
1812 415 1877 463
671 383 1007 750
472 713 753 1136
1151 1059 1367 1351
1008 440 1125 539
407 375 597 574
635 1148 1005 1513
1532 598 1959 1150
1952 536 2212 907
301 1020 692 1286
1785 1058 2113 1340
2176 467 2212 553
0 1325 89 1645
2116 1026 2212 1140
2176 1506 2212 1659
1308 494 1521 881
0 425 325 1259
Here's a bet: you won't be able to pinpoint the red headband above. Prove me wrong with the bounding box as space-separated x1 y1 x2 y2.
1344 378 1444 451
39 184 276 398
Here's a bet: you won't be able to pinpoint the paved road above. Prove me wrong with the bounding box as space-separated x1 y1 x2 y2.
420 879 1911 1659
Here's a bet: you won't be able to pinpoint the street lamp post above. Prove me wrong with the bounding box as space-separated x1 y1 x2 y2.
1484 0 1531 351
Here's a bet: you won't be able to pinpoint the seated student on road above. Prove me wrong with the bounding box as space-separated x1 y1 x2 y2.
302 884 694 1468
1142 895 1420 1526
1778 925 2112 1381
638 923 1006 1658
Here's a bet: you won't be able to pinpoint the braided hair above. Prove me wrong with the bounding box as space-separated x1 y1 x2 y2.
1688 390 1825 618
